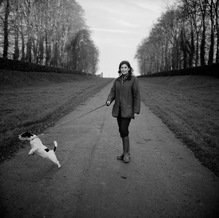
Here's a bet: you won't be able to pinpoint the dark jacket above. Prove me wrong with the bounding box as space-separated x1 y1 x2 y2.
107 75 140 118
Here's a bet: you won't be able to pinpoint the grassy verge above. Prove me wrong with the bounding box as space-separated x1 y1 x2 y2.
138 75 219 176
0 70 112 161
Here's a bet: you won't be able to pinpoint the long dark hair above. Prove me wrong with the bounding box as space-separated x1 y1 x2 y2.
118 60 133 80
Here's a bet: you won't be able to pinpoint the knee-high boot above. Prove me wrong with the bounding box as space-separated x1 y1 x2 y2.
117 139 125 160
123 136 130 163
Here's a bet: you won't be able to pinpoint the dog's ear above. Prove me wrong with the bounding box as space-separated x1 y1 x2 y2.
21 132 33 138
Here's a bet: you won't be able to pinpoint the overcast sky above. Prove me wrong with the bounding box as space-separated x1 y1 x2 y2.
77 0 176 78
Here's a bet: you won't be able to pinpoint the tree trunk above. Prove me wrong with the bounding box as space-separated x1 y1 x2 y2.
215 0 219 63
20 31 25 61
188 27 195 68
180 29 188 69
216 27 219 63
208 28 215 65
3 0 10 59
200 24 206 66
26 37 32 63
13 0 20 60
200 0 207 66
39 36 44 65
13 28 19 60
208 0 215 65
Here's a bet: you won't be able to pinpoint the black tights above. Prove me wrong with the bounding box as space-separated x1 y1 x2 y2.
117 108 131 138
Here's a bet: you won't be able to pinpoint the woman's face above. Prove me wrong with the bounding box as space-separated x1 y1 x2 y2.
120 64 130 75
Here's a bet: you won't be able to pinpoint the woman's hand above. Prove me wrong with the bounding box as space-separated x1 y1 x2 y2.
106 101 111 106
133 113 138 119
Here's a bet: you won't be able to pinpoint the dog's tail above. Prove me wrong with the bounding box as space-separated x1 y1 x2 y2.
53 141 58 152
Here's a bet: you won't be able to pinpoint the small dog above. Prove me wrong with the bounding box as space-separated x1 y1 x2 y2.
19 132 61 168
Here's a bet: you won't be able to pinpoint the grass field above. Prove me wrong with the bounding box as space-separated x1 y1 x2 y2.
0 70 112 161
138 76 219 176
1 70 219 176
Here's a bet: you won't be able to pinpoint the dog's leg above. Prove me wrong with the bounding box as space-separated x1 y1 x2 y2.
53 141 58 152
48 151 61 168
28 148 36 155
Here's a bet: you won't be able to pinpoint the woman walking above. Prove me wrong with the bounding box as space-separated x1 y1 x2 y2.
106 60 140 163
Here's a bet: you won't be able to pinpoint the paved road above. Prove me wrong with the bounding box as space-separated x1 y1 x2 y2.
0 82 219 218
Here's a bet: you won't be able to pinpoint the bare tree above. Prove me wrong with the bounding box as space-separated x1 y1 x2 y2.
65 29 99 74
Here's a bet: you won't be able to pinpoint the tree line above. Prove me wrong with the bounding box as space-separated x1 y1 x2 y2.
0 0 99 74
135 0 219 75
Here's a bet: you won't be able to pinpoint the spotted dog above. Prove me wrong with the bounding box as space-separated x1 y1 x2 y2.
19 132 61 168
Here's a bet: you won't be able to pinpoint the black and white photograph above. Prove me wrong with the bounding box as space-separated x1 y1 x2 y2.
0 0 219 217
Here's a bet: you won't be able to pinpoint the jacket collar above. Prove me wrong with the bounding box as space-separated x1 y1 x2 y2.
119 74 129 83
